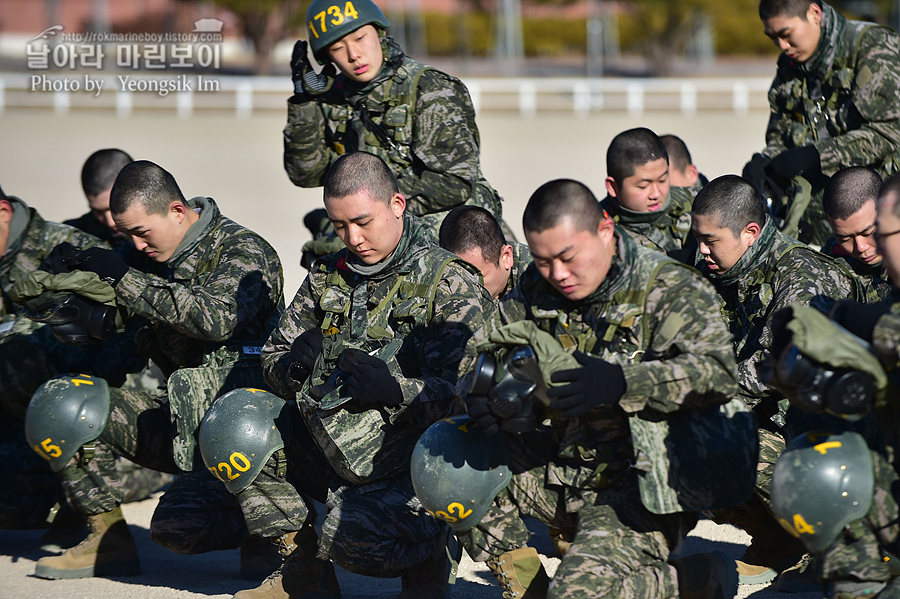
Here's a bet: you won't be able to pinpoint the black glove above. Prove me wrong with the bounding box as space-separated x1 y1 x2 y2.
343 352 404 407
289 328 324 382
465 394 500 437
547 351 626 417
70 247 129 286
831 300 893 343
768 306 796 361
765 146 820 186
40 242 81 274
742 154 772 198
290 40 336 97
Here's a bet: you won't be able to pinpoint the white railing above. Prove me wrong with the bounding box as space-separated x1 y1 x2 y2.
0 72 772 119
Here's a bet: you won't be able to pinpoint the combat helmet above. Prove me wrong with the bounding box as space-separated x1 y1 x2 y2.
25 374 110 472
411 415 511 532
199 388 293 494
771 430 874 553
306 0 390 63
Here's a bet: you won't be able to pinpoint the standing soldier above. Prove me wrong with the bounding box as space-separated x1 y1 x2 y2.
742 0 900 246
24 161 284 580
225 152 489 599
822 167 894 303
601 128 696 261
286 0 507 265
690 175 858 590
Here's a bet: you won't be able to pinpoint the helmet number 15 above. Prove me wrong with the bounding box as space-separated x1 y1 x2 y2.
309 2 360 39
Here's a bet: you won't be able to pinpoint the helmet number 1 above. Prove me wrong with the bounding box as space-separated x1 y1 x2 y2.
308 2 360 39
35 437 62 459
210 451 252 482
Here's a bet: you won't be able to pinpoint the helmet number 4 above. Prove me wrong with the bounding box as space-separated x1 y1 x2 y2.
209 451 252 482
308 2 360 38
779 513 817 538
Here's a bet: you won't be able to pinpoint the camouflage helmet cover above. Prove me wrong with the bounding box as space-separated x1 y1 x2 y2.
411 415 511 532
25 374 110 473
199 387 293 494
771 430 874 553
305 0 390 63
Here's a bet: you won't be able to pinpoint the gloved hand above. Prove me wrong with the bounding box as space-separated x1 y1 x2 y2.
343 352 404 406
831 299 893 343
742 153 772 200
547 351 626 417
40 242 81 274
465 394 500 437
289 328 324 382
768 307 795 360
291 40 336 97
70 247 129 286
765 146 820 186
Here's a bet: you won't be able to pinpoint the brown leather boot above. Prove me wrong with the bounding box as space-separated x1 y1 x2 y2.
487 547 551 599
240 535 284 581
233 526 341 599
39 501 89 553
398 530 458 599
672 552 739 599
34 506 141 579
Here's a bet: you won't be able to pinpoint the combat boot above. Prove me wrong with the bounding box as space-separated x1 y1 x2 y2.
240 535 284 581
672 552 739 599
233 526 340 599
398 529 459 599
39 501 89 553
34 506 141 579
487 547 551 599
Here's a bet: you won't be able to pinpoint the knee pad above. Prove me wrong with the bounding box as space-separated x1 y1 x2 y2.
25 374 110 472
199 388 293 493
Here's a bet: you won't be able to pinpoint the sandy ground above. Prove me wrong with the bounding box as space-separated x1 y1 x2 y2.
0 105 818 598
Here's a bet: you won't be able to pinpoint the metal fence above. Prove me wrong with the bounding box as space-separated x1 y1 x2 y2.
0 72 773 119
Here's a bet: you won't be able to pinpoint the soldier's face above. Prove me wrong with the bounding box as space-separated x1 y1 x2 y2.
606 158 670 213
691 213 760 274
113 201 192 263
762 3 822 64
326 189 406 264
325 25 384 83
828 200 881 266
87 187 117 233
669 164 699 189
456 244 514 300
876 193 900 286
526 216 615 302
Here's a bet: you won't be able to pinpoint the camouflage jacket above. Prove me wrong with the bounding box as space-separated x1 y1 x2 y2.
263 212 489 428
0 197 104 322
763 2 900 178
701 217 856 407
464 229 738 490
115 197 283 375
63 211 129 249
283 38 500 220
822 237 893 303
600 187 695 257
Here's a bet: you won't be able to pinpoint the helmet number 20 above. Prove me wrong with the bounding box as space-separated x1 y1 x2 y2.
209 451 252 482
308 2 360 39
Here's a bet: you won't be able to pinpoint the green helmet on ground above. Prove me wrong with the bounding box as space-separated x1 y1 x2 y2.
771 430 874 553
25 374 110 473
306 0 390 64
199 388 293 494
410 415 511 532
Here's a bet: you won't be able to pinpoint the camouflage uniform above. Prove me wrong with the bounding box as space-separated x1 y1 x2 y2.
56 197 284 554
251 213 489 577
699 216 865 561
761 1 900 245
284 37 503 239
600 187 696 260
459 230 741 599
822 237 894 304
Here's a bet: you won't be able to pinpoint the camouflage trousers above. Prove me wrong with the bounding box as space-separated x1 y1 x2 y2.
58 386 249 554
817 450 900 586
459 431 696 599
236 409 447 578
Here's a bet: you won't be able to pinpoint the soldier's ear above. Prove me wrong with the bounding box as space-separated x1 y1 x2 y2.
605 176 619 199
390 192 406 218
807 3 822 26
0 200 12 224
743 221 762 246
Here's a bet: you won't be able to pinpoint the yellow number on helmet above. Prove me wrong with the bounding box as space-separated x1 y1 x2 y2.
344 2 359 19
327 5 344 26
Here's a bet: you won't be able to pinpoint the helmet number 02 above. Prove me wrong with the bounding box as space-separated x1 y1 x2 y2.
210 451 252 482
35 437 62 459
308 2 360 39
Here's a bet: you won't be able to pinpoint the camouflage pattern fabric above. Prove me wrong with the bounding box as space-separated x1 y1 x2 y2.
283 38 502 233
116 457 173 504
822 237 894 304
761 2 900 245
699 216 856 408
600 187 696 258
